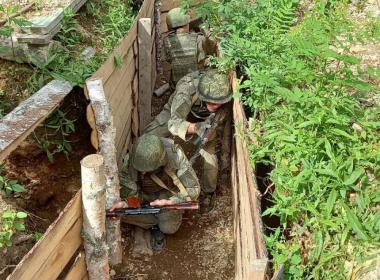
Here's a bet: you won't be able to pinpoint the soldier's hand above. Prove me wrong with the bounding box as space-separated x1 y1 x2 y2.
194 121 211 137
109 201 128 212
150 199 174 207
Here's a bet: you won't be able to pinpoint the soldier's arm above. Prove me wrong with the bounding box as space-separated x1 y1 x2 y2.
167 80 195 141
197 34 217 63
169 147 201 204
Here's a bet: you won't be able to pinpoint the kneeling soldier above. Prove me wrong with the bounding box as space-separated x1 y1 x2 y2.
144 69 232 212
110 134 200 251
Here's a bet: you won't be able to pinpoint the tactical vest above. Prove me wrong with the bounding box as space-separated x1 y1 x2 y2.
164 32 198 84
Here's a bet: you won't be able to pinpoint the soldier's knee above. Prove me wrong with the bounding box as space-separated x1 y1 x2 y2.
159 220 181 234
157 212 182 234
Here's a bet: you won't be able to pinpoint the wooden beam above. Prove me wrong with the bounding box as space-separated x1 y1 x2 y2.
138 18 153 133
8 191 82 280
86 80 122 265
64 251 88 280
231 72 268 280
0 80 72 163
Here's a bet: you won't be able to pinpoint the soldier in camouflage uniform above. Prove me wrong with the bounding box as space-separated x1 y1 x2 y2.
164 8 216 87
110 134 200 250
144 69 232 212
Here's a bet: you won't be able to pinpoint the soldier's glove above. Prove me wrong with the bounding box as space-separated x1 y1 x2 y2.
194 120 212 137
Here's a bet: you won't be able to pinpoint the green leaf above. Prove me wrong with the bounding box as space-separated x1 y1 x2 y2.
13 221 25 231
11 183 26 193
343 203 369 241
16 211 27 219
343 168 364 186
326 190 337 215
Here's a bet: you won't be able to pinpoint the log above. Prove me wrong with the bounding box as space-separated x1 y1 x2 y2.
86 79 122 265
81 154 110 280
138 18 153 133
0 80 72 163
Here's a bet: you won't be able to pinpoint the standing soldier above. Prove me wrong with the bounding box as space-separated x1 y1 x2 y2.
110 134 200 252
164 7 217 88
144 69 232 212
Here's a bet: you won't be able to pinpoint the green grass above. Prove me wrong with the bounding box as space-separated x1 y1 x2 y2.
189 0 380 278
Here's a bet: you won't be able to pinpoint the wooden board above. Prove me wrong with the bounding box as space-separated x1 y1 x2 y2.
0 80 72 163
64 252 88 280
231 73 268 280
8 191 82 280
138 18 153 133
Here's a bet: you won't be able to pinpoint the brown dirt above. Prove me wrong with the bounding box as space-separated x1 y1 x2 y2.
0 91 95 278
115 177 234 280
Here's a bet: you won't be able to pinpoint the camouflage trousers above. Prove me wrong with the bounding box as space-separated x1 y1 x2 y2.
144 111 218 193
122 210 183 234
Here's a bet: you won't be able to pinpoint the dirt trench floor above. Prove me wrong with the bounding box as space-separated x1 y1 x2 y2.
113 56 235 279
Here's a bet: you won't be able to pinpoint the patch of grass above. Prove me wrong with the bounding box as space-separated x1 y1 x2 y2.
191 0 380 278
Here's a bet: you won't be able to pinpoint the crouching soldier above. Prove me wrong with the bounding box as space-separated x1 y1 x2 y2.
110 134 200 252
144 69 232 212
164 7 217 88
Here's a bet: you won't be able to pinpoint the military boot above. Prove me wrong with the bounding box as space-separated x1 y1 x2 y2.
150 226 166 252
200 191 216 213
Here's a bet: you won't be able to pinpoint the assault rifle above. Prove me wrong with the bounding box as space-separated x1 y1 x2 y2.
106 201 199 217
190 109 224 164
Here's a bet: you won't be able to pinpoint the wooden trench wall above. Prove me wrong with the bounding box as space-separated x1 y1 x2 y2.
4 0 269 279
6 1 156 279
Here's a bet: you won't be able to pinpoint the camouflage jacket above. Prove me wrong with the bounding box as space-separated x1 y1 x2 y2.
119 138 200 204
162 71 228 141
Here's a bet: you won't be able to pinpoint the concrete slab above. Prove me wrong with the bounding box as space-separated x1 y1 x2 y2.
16 22 61 44
22 9 64 35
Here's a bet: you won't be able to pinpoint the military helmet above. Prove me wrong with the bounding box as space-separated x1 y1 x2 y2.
131 135 167 172
198 69 232 104
166 8 190 30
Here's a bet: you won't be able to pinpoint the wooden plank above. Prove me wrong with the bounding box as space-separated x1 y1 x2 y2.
232 72 268 280
109 81 133 137
116 109 132 152
161 0 182 12
33 218 82 279
64 252 88 280
8 191 82 280
138 18 153 133
117 130 132 167
0 80 72 163
103 48 135 102
114 99 133 150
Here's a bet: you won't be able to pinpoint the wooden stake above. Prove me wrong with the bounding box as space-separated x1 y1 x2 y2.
86 79 123 265
81 154 109 280
138 18 153 133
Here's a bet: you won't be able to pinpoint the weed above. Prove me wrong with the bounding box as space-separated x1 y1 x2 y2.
53 8 81 47
191 0 380 278
0 166 25 196
34 109 76 162
0 210 27 248
32 231 43 242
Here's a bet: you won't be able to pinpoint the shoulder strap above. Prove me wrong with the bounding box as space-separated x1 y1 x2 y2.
164 167 191 201
149 174 176 195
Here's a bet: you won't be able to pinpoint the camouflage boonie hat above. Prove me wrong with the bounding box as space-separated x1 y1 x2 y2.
166 8 190 30
198 69 232 104
131 135 167 172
